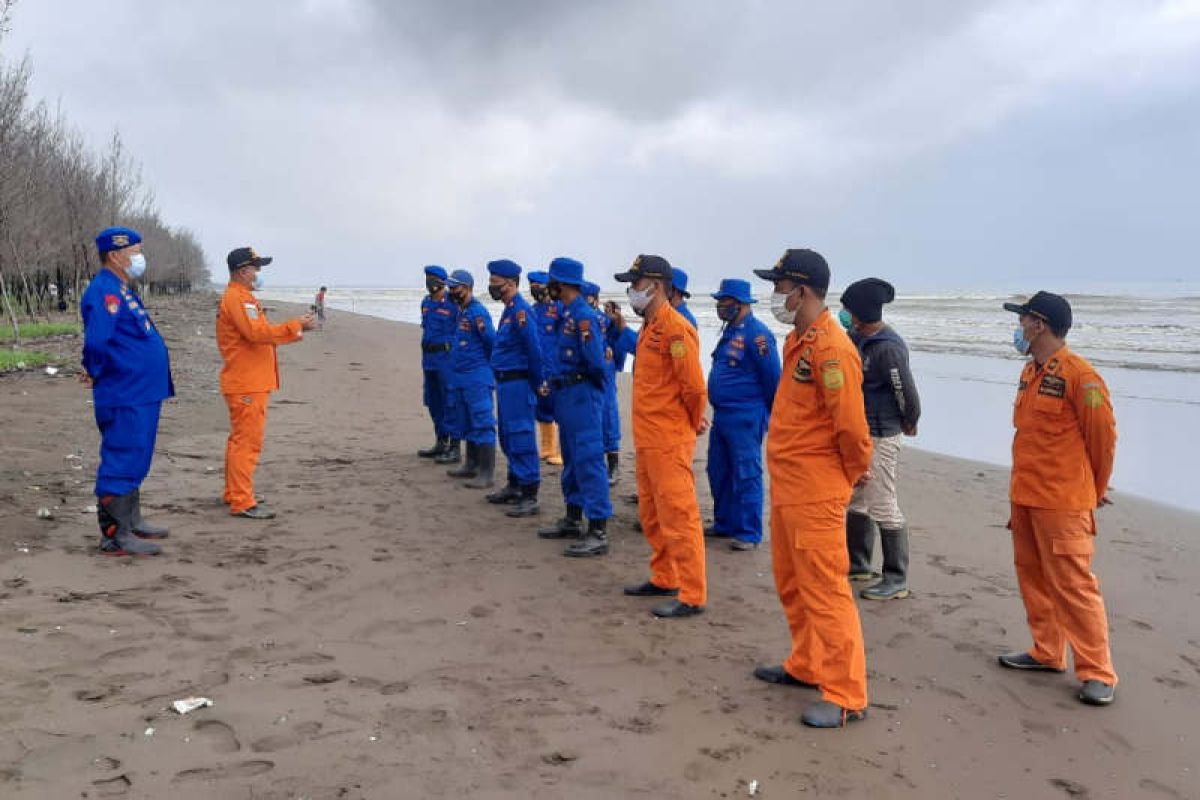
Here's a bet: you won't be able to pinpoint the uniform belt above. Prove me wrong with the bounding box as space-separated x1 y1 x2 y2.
422 343 452 353
551 373 588 389
494 369 529 383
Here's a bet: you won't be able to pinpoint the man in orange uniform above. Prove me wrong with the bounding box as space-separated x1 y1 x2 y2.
217 247 315 519
999 291 1118 706
613 255 709 619
753 248 873 728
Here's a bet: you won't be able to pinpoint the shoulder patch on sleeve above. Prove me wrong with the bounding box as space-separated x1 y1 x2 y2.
821 360 844 390
670 339 686 359
516 309 527 326
1083 386 1105 408
475 315 486 331
104 294 121 314
244 302 259 320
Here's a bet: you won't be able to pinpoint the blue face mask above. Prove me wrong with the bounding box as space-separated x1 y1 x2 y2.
127 253 147 279
838 308 853 331
1012 326 1031 355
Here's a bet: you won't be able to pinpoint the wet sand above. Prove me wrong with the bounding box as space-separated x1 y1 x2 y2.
1 293 1197 799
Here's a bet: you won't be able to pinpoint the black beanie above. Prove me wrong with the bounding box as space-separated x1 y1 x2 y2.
840 278 895 324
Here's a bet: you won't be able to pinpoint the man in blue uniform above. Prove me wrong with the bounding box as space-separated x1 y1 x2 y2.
670 268 699 329
528 270 564 466
419 265 458 459
485 259 544 516
80 227 174 556
536 258 612 557
582 281 621 486
705 279 781 551
439 270 497 488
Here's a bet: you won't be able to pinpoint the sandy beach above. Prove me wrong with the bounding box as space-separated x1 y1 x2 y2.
1 293 1197 800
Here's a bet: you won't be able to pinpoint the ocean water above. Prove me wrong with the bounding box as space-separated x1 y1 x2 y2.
261 285 1200 513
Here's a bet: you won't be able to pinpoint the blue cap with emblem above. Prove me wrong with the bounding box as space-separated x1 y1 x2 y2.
527 270 549 285
581 281 600 299
446 269 474 288
95 226 142 254
672 268 691 297
487 259 522 279
548 257 585 287
424 265 448 281
711 278 756 304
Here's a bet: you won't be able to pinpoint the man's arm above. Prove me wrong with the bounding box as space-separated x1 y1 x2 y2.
224 294 305 344
80 291 117 380
876 341 922 433
820 348 873 484
753 329 782 413
517 305 545 389
1073 369 1117 503
669 324 708 431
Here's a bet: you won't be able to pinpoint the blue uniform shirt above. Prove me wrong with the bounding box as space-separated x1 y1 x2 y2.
420 293 458 370
707 312 781 411
532 298 562 359
594 308 618 380
554 295 607 385
80 268 174 408
676 301 698 330
449 298 495 384
491 294 544 391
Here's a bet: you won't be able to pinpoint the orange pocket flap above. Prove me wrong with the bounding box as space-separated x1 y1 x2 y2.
1051 536 1094 556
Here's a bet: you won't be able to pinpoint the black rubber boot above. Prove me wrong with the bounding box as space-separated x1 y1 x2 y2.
506 483 540 518
564 518 609 557
97 493 161 556
606 452 619 487
538 504 582 539
465 444 496 489
447 442 479 478
130 488 169 539
486 474 521 504
861 525 911 600
418 433 446 458
434 438 462 464
846 510 878 581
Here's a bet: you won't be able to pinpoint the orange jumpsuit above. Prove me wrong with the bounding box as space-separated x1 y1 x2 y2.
633 303 709 606
767 308 873 710
216 282 304 514
1010 346 1117 685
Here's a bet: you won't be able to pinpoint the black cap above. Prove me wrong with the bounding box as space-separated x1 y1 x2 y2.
227 246 273 271
840 278 895 324
753 248 830 291
1003 291 1072 334
614 254 673 284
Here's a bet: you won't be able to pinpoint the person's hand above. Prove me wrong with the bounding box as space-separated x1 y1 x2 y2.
78 371 93 388
697 417 711 435
299 312 317 331
605 301 625 331
853 471 873 488
902 422 918 437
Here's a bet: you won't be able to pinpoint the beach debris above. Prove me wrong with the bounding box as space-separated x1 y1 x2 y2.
144 727 155 737
83 504 98 514
36 507 54 520
44 366 59 376
17 627 37 634
15 360 26 369
302 669 344 685
15 544 30 553
172 697 214 715
748 778 759 796
541 750 578 766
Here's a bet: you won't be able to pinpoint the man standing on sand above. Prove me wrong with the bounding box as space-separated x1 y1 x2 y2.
418 266 458 460
217 247 315 519
314 286 327 327
999 291 1119 706
753 248 873 728
667 267 699 329
441 270 498 488
839 278 921 600
528 270 564 467
614 255 709 619
582 281 622 486
80 226 174 556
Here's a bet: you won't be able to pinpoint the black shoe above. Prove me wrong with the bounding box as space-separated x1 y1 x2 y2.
729 539 759 551
235 505 277 520
538 515 582 539
506 484 540 518
97 493 162 556
130 488 169 539
623 581 679 597
651 600 704 618
464 444 496 489
434 439 462 464
704 523 730 538
801 701 867 728
997 652 1065 673
447 442 479 478
487 480 521 504
564 520 608 557
606 452 619 487
418 436 446 458
753 664 818 689
1077 680 1115 706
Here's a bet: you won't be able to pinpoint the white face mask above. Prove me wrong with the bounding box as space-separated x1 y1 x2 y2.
253 272 264 290
627 284 654 315
770 289 797 325
127 253 147 279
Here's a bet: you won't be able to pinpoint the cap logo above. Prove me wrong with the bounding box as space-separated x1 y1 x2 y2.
248 248 258 259
630 256 642 273
112 234 129 247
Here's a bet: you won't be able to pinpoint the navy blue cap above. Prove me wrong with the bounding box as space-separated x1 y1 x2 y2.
754 248 830 291
711 278 756 304
227 246 273 271
1004 291 1072 333
672 267 691 297
95 226 142 254
487 259 522 279
447 269 474 289
581 281 600 298
527 270 549 285
424 265 448 281
614 254 672 283
548 257 585 287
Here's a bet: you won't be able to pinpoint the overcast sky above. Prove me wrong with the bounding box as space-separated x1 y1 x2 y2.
3 0 1199 291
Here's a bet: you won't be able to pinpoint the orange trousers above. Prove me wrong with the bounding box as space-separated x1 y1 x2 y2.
635 444 707 607
223 392 269 514
1010 503 1117 685
771 499 868 710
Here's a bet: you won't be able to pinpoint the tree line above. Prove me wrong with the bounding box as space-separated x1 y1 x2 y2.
0 0 209 334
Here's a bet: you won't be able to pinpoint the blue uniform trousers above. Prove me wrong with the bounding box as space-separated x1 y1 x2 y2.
535 393 555 424
705 405 767 544
423 366 450 438
601 375 620 453
497 379 540 486
446 383 496 445
94 401 162 497
554 382 612 520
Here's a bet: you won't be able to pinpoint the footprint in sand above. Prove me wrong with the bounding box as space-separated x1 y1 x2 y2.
91 773 132 797
172 760 274 783
193 719 241 753
250 721 322 753
1047 777 1090 798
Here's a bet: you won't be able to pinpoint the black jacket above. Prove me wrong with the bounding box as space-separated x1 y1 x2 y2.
850 325 921 438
